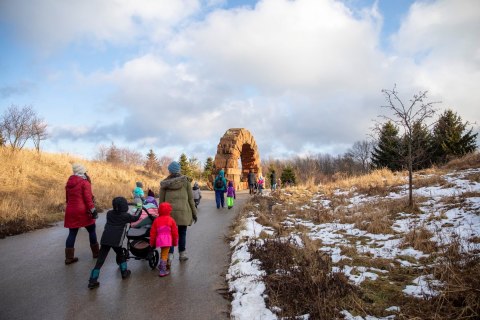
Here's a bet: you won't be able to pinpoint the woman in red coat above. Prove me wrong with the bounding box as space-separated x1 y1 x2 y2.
64 163 99 264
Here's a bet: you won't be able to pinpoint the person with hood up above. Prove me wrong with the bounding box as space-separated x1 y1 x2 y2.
88 196 142 289
64 163 99 265
192 182 202 208
226 181 236 209
150 202 178 277
213 169 228 209
159 161 198 264
132 181 145 205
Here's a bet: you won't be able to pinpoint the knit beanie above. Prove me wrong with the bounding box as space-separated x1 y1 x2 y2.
168 161 181 174
72 163 87 175
158 202 172 216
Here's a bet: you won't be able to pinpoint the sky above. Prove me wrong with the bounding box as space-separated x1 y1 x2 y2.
0 0 479 164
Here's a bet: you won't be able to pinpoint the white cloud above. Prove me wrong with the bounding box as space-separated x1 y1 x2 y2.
391 0 480 123
0 0 201 52
5 0 479 160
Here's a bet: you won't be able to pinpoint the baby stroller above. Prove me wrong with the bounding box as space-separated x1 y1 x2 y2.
122 203 159 269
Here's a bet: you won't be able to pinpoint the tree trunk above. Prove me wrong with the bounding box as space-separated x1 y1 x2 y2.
408 140 413 208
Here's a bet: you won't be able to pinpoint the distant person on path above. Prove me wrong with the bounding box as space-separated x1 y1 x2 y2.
277 177 282 190
213 170 227 209
248 169 257 195
226 181 236 210
133 181 145 205
150 202 178 277
64 163 99 265
192 182 202 208
88 196 142 289
257 175 265 195
159 161 198 264
270 170 277 191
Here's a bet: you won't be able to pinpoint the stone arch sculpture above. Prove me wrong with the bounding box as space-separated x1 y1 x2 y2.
213 128 262 190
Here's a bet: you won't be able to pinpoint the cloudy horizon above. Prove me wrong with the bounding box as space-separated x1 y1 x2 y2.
1 0 479 164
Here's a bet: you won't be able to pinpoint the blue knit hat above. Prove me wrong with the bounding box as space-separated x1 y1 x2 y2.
168 161 181 174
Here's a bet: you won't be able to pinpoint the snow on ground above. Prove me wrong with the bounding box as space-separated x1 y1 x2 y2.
227 168 480 319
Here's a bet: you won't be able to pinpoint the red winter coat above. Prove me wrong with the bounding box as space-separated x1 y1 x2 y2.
64 175 95 228
150 210 178 248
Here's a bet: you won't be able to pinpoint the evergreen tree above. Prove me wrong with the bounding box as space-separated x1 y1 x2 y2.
179 153 190 176
144 149 159 173
408 121 433 170
432 109 478 163
371 121 403 171
203 157 214 180
280 166 296 185
0 131 5 146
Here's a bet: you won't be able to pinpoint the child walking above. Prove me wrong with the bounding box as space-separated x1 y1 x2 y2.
132 181 145 205
226 181 236 209
192 182 202 208
88 197 141 289
150 202 178 277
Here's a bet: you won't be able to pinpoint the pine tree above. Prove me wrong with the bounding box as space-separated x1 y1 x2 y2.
179 153 190 176
408 121 433 170
371 121 403 171
145 149 159 173
0 131 5 147
432 109 478 163
203 157 214 180
280 166 296 186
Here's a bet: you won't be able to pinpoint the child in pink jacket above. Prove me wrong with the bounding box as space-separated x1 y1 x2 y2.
150 202 178 277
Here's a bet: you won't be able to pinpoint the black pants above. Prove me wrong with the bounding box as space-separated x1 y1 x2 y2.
94 245 125 270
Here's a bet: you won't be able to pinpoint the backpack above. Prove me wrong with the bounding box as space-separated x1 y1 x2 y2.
215 177 224 189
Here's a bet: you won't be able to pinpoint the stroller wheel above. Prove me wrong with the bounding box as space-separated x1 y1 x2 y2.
122 248 129 260
148 249 159 269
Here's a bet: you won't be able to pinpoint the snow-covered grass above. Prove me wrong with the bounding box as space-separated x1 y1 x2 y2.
227 164 480 319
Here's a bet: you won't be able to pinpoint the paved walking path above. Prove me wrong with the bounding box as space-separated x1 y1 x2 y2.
0 190 249 320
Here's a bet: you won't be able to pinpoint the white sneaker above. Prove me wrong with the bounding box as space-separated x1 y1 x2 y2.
179 251 189 261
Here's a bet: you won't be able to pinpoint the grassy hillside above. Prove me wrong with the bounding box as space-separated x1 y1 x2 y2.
0 148 164 238
228 152 480 319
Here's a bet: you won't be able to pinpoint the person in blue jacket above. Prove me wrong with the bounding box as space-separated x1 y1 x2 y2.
213 169 227 209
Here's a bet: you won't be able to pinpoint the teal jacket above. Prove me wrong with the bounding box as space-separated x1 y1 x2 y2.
213 170 227 191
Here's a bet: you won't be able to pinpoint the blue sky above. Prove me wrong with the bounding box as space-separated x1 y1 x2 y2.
0 0 479 164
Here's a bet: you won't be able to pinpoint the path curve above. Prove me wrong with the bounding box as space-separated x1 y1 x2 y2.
0 190 249 320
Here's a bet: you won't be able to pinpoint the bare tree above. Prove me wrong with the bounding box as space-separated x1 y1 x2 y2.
380 85 439 208
0 105 36 151
346 140 373 173
31 116 48 152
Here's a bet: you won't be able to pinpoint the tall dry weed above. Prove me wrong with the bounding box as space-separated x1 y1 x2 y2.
0 148 163 237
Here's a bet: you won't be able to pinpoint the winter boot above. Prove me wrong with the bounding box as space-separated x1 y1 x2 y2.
158 260 170 277
65 248 79 265
119 262 131 279
88 269 100 289
167 253 174 270
179 251 189 261
90 243 100 259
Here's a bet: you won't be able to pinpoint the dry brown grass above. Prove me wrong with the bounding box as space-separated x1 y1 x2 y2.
401 226 437 253
319 168 406 197
442 152 480 170
0 148 163 237
249 235 358 319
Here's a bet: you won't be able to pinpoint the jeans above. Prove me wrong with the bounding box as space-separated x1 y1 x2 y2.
169 225 187 253
66 224 97 248
271 183 276 190
94 245 125 270
215 190 225 208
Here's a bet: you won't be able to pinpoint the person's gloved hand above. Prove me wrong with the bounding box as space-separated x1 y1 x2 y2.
90 208 98 219
193 214 198 224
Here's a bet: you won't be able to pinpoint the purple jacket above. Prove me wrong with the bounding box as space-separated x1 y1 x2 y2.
227 186 236 198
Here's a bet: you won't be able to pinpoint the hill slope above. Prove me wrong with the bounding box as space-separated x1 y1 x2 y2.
0 148 163 238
